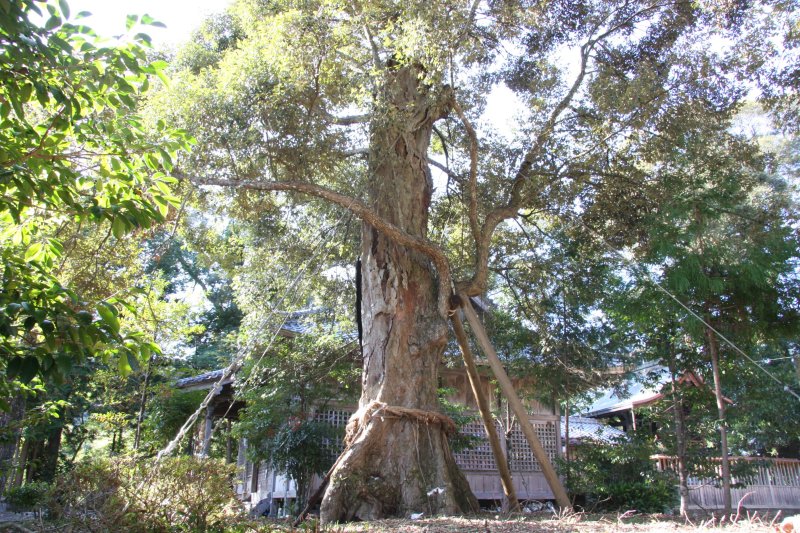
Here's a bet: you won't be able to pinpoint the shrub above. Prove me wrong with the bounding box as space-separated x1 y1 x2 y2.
594 478 677 513
48 457 129 529
4 481 50 512
557 432 677 513
48 455 243 532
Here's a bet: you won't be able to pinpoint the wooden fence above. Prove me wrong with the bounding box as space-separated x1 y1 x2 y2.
652 455 800 511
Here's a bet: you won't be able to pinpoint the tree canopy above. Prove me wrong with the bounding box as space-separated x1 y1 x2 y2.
2 0 799 524
0 0 193 393
150 0 800 521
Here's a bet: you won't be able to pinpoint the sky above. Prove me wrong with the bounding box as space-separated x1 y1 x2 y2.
67 0 232 47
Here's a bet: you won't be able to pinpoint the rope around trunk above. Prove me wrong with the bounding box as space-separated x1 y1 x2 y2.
293 400 456 526
345 400 457 446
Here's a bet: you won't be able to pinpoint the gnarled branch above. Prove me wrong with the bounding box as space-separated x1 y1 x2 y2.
184 175 454 316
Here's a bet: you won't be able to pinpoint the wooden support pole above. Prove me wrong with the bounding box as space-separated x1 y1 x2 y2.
200 404 213 457
450 310 520 512
460 295 572 510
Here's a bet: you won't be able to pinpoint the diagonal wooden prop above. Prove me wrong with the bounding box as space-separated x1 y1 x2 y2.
459 295 572 510
450 309 520 512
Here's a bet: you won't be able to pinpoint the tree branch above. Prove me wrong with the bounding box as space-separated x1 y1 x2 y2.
429 158 463 183
315 108 371 126
364 23 382 71
185 175 454 315
451 94 481 246
458 36 596 296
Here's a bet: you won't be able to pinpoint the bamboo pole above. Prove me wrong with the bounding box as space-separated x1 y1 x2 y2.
450 310 520 512
460 295 572 510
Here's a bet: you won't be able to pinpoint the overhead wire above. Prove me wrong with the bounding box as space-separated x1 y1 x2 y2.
567 217 800 402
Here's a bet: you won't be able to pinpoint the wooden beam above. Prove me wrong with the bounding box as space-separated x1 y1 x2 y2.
460 296 572 510
450 310 520 512
200 404 213 457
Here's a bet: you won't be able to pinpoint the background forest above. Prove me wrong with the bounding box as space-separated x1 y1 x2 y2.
1 0 800 527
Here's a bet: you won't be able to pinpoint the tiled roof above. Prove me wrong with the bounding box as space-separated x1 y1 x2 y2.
582 364 667 417
582 362 726 417
175 369 228 389
562 415 625 444
279 308 358 341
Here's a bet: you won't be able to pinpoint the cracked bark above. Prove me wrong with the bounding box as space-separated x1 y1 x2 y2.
319 64 476 523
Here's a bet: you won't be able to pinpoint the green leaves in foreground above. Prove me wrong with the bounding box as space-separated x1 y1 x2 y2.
0 0 193 386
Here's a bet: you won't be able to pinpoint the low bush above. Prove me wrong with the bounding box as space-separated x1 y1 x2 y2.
557 432 677 513
48 455 243 532
4 481 50 512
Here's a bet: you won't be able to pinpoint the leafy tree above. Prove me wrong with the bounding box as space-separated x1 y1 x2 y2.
141 386 208 454
603 109 800 514
233 331 359 511
557 430 677 513
156 0 799 521
491 218 623 403
0 0 193 390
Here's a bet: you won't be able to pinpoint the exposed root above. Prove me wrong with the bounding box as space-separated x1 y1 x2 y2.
320 413 477 524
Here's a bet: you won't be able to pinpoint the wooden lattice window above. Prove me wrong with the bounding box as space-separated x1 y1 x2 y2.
453 421 498 471
313 409 353 456
314 409 352 428
508 420 558 472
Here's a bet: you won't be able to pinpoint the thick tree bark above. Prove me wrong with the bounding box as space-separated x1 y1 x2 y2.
320 65 476 523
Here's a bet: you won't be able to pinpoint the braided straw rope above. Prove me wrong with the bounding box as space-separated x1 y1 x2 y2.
344 400 457 446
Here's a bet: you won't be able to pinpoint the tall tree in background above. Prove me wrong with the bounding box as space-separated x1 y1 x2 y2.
606 114 800 514
153 0 800 521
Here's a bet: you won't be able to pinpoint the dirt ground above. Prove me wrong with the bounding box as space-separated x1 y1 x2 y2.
1 511 792 532
263 511 791 532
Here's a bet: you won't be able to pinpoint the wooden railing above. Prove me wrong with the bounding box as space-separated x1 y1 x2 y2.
652 455 800 510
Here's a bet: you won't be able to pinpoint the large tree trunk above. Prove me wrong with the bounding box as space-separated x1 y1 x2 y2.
0 396 25 493
38 424 63 482
320 65 477 523
134 355 156 450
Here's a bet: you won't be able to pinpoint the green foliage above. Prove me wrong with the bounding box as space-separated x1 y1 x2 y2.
143 234 242 367
0 0 193 389
232 327 359 508
141 386 207 452
721 354 800 456
594 479 677 514
438 388 479 454
262 419 340 500
4 481 50 511
557 433 677 513
48 456 241 532
603 106 800 460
